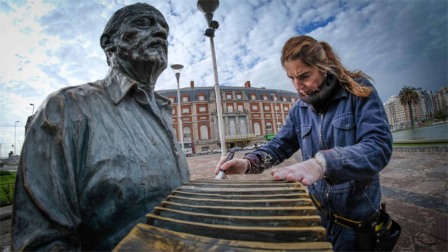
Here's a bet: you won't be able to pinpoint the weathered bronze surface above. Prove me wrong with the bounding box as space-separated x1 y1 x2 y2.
114 180 333 251
11 3 190 251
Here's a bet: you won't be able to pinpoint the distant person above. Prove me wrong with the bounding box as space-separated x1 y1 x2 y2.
215 35 398 251
12 3 190 251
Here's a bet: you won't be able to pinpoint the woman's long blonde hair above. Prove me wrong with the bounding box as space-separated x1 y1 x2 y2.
281 35 372 97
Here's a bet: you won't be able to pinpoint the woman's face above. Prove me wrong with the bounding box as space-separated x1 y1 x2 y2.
283 59 325 97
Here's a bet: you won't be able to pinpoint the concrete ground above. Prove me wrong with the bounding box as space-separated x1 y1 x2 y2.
1 149 447 251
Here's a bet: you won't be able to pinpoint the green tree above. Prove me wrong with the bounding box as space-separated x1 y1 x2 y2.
434 109 447 121
399 86 419 129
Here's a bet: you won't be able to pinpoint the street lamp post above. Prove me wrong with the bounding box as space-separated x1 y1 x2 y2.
30 103 35 115
271 94 278 134
197 0 226 156
14 120 19 155
171 64 184 152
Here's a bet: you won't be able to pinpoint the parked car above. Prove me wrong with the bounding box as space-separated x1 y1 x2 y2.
243 144 256 150
258 141 269 148
183 149 194 157
212 148 222 154
229 146 242 152
198 147 212 155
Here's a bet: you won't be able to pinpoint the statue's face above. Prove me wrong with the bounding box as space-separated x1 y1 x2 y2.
113 8 169 69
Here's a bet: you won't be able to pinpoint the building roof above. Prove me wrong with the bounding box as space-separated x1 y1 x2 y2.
157 86 298 102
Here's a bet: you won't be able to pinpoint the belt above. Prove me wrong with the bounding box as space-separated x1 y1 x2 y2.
324 177 375 186
324 177 349 185
310 193 380 231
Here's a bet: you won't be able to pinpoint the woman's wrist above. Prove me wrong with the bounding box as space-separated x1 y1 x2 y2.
315 151 327 172
243 152 266 174
243 158 252 174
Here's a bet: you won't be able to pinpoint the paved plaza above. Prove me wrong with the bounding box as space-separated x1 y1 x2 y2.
187 149 447 251
1 149 447 251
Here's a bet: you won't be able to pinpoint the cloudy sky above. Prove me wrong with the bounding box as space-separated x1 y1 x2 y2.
0 0 446 156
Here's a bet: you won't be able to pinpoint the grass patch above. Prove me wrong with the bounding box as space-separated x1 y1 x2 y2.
0 171 16 206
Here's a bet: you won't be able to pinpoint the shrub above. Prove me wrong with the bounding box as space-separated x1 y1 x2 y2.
0 170 11 176
0 184 14 206
0 171 16 206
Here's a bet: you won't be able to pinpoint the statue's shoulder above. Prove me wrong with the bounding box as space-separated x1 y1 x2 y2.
40 80 104 127
61 80 106 99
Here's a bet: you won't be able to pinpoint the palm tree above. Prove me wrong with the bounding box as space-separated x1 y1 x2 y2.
399 86 419 129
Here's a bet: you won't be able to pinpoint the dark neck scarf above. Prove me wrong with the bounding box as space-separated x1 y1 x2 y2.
299 73 340 113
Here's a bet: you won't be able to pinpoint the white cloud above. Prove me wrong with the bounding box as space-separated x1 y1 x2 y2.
0 0 446 156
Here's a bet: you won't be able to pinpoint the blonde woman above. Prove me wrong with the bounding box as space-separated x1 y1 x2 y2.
216 35 397 251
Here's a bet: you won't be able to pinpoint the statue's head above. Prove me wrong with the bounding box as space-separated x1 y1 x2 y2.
100 3 169 84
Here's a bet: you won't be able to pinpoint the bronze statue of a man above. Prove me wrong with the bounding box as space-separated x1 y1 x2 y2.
12 3 190 251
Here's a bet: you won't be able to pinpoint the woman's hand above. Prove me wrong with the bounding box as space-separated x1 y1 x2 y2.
270 158 324 186
214 157 250 178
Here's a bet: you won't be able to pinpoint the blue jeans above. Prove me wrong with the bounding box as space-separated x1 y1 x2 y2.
321 212 358 251
309 178 381 251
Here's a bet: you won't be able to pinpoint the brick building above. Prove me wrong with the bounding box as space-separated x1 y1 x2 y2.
157 81 297 154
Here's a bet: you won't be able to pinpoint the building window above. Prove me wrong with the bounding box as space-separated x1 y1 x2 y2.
275 105 279 111
237 104 244 112
227 105 234 113
182 96 189 102
252 105 258 111
183 127 191 141
200 125 209 140
254 122 261 135
182 108 190 114
199 106 206 112
236 93 242 99
263 96 268 100
264 105 270 111
228 117 236 135
266 122 272 131
284 106 289 111
198 95 205 101
282 97 287 102
226 93 232 99
277 121 282 129
169 97 175 103
251 94 256 100
239 116 247 135
291 97 295 102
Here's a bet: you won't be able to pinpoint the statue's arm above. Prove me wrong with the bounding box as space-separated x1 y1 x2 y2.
12 92 82 251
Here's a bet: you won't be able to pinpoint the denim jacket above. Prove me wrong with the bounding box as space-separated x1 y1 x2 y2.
250 78 392 220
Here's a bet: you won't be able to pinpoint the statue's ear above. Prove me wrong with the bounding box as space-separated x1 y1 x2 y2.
100 34 116 53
